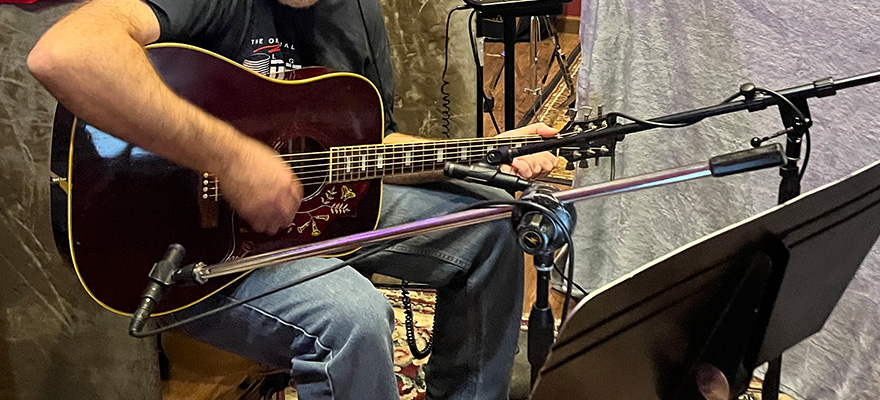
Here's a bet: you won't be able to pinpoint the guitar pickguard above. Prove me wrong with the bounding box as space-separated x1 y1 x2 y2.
291 183 361 236
229 180 375 259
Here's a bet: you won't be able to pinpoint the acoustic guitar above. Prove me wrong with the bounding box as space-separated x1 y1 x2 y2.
49 43 581 316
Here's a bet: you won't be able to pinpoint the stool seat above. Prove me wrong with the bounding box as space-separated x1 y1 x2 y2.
161 331 286 400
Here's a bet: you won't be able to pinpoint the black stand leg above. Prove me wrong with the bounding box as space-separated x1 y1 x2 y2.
764 97 810 400
529 252 555 384
509 184 575 386
763 357 782 400
503 16 517 131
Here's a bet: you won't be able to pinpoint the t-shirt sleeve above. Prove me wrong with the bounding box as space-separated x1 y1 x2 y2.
144 0 251 58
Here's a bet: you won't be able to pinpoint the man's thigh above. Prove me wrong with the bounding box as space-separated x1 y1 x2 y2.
164 257 393 369
353 181 516 286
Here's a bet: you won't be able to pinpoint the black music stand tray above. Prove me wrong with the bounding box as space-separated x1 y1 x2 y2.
531 159 880 400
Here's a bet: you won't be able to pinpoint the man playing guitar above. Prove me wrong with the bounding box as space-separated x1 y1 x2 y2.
29 0 558 399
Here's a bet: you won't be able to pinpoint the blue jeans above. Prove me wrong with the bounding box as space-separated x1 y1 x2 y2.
165 181 524 400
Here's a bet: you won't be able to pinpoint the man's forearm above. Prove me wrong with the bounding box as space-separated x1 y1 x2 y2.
28 0 262 176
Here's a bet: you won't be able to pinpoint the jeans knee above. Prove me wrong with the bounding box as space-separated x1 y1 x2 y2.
342 287 395 343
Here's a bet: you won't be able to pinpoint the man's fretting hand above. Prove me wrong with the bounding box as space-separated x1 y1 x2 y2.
219 142 304 235
497 123 559 179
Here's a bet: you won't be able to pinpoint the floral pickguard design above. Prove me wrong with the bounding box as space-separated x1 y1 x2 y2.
230 181 370 259
289 184 358 236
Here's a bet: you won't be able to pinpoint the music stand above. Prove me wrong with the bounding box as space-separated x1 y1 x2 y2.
531 158 880 400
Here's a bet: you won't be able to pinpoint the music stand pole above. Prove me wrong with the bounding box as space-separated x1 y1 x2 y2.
763 95 812 400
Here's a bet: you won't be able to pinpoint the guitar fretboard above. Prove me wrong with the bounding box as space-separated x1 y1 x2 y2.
328 136 543 183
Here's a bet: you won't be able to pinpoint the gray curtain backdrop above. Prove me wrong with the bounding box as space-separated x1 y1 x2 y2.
573 0 880 398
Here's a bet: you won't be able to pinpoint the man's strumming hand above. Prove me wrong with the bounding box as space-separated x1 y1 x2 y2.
219 142 304 235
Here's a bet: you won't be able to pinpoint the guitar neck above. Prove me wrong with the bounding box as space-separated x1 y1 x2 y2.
327 135 544 183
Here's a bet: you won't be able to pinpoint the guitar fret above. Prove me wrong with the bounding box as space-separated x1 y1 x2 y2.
329 149 335 183
396 143 404 176
368 145 378 179
348 147 355 182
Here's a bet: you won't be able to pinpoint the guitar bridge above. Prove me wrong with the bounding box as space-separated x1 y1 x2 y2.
199 172 219 228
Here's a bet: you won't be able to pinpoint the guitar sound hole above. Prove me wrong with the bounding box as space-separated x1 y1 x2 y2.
274 136 326 201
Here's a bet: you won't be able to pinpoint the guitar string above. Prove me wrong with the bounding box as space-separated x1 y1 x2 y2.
201 134 583 187
205 146 573 186
271 138 545 164
205 142 545 181
202 157 568 195
203 145 579 187
200 131 584 193
268 133 567 157
201 155 543 197
270 135 539 157
217 137 554 176
265 130 583 161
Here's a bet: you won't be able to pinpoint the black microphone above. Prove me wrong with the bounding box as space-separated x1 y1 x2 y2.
129 244 186 336
444 162 531 192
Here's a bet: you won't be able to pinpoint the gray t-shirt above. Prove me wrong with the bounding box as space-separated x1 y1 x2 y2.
146 0 398 134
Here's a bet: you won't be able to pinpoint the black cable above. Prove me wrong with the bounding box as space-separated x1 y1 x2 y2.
615 84 813 179
800 129 811 180
754 87 811 125
552 263 587 297
753 87 813 179
728 86 813 178
130 238 408 338
440 6 470 139
605 111 699 129
560 213 577 316
400 280 432 359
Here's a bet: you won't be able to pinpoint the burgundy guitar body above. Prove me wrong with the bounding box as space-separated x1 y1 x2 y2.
50 44 384 315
